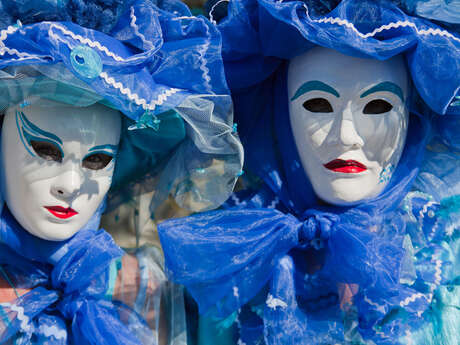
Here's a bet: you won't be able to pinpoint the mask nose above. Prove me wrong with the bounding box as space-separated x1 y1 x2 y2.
338 105 364 148
51 166 82 200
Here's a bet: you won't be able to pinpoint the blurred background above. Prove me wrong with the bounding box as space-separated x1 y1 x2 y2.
183 0 206 14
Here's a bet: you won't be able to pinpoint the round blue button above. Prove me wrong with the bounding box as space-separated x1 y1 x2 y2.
70 45 102 79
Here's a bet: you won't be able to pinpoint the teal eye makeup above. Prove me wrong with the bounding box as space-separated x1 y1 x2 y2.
83 144 117 170
360 81 404 102
291 80 340 101
16 110 64 162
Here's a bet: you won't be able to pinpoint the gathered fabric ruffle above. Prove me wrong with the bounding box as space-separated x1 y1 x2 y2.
0 207 153 344
159 188 456 344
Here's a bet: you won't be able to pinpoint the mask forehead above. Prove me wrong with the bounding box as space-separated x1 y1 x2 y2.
16 98 121 149
289 47 409 101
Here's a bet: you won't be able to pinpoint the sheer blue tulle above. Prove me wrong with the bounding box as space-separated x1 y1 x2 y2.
398 0 460 25
159 0 460 343
0 206 153 344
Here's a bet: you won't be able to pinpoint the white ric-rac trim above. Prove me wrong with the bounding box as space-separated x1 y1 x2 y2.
130 7 155 50
100 72 180 111
304 5 460 43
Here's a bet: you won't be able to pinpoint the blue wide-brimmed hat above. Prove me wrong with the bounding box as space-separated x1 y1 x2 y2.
0 0 243 213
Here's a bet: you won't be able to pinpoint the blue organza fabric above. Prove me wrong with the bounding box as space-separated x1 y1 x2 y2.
158 0 460 344
398 0 460 25
0 206 153 345
0 0 242 343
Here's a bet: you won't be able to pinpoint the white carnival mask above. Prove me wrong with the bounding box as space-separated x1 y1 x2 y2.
1 98 121 241
288 47 409 206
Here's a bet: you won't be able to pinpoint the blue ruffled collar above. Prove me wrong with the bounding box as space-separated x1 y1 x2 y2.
0 206 149 344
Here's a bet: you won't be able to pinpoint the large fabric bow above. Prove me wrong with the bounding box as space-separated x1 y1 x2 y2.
0 208 150 345
159 207 435 343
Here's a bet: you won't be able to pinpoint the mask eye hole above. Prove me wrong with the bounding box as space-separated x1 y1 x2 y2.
363 99 393 114
30 140 63 163
303 98 333 113
82 153 113 170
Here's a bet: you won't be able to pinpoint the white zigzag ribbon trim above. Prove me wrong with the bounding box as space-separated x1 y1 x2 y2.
197 19 212 92
305 6 460 43
100 72 180 111
0 25 42 61
427 217 440 241
433 259 442 286
399 292 429 308
130 7 155 50
0 303 31 332
418 199 438 230
0 25 18 43
49 24 129 62
38 324 67 340
363 296 386 314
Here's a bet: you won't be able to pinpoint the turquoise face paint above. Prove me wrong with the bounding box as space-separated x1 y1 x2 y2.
16 110 64 158
360 81 404 102
291 80 340 101
18 110 62 144
88 144 118 153
85 144 118 161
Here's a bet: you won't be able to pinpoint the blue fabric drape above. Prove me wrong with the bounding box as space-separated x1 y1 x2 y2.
159 0 460 343
0 207 152 344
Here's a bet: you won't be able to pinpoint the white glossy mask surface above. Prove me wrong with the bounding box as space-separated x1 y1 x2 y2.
288 47 409 205
1 99 121 240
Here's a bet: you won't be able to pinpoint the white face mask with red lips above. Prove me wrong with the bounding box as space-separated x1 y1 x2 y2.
1 98 121 241
288 47 409 206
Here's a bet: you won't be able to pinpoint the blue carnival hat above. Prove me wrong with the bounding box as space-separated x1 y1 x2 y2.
214 0 459 115
158 1 460 344
0 0 243 213
206 0 460 213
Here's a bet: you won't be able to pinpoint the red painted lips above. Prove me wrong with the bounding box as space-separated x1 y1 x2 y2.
44 206 78 219
323 159 367 173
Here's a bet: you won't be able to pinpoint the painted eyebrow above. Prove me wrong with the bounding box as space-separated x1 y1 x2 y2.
20 111 63 145
88 144 118 153
360 82 404 102
291 80 340 101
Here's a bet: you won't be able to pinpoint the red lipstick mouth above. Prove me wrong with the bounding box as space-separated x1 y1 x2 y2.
323 159 367 173
44 206 78 219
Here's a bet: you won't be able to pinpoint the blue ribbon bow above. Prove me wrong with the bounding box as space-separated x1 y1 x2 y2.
159 205 433 343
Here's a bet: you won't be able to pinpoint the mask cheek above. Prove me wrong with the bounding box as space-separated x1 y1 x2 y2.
308 115 334 149
21 159 64 183
78 172 112 204
358 110 405 165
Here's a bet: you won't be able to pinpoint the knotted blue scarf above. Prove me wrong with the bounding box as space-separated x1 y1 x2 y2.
158 58 447 343
0 207 151 344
